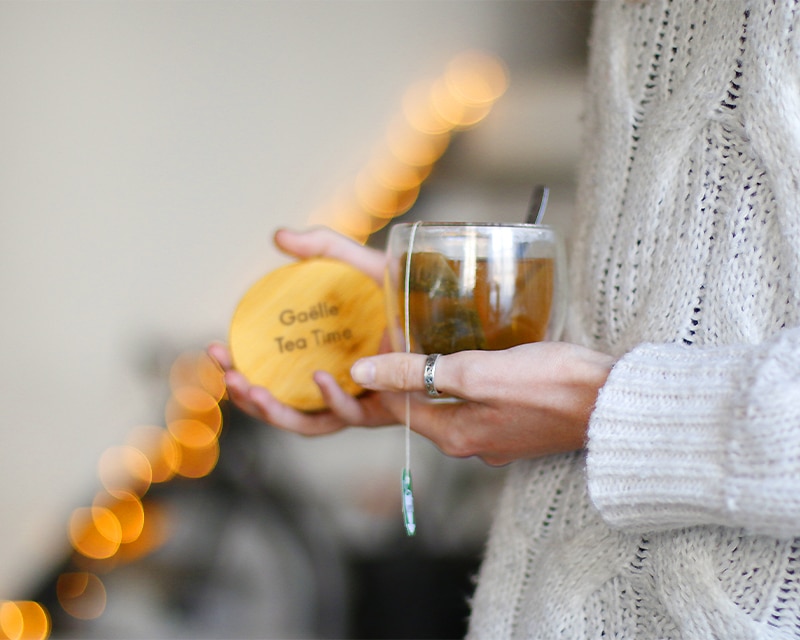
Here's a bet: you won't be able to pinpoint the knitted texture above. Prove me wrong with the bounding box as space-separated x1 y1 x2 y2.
468 1 800 638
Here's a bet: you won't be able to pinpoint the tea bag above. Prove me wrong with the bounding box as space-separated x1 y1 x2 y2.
404 251 487 353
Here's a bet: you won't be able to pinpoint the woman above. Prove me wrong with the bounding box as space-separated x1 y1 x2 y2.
211 1 800 636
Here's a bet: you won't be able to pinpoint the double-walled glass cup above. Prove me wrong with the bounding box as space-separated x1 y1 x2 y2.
385 222 566 357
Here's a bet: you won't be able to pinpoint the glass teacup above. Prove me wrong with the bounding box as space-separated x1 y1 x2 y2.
384 222 566 357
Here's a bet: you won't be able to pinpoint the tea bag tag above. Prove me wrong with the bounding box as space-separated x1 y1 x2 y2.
402 467 416 536
229 258 385 412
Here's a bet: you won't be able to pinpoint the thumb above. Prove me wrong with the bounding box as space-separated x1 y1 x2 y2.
274 227 385 281
351 353 444 395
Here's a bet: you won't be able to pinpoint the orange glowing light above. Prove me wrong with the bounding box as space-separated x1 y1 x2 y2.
367 153 432 191
0 600 50 640
165 395 223 437
174 442 220 479
305 50 507 241
168 419 217 449
0 601 22 640
429 77 465 126
367 215 392 235
444 50 508 106
402 79 452 135
354 171 420 218
197 352 226 397
386 118 451 167
306 187 360 231
97 445 152 497
56 573 106 621
328 207 374 245
93 492 144 544
170 351 226 403
168 420 219 478
115 499 171 563
126 425 181 483
431 77 494 128
68 507 121 560
171 386 219 414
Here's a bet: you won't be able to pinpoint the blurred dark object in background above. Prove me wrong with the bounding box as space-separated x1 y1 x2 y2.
350 542 480 639
32 403 486 639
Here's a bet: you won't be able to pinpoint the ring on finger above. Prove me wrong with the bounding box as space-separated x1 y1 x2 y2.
423 353 443 397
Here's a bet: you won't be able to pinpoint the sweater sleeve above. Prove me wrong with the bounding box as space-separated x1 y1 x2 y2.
586 326 800 538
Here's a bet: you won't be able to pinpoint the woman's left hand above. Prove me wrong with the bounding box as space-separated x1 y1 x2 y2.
350 342 616 466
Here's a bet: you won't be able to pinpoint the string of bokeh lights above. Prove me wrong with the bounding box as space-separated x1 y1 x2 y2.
310 50 508 241
0 49 507 640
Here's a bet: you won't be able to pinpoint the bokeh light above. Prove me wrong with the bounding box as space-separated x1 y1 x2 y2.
126 425 181 484
386 118 451 167
114 499 171 564
58 352 221 620
56 573 106 621
430 77 493 128
317 49 507 239
445 49 509 106
367 151 432 191
0 601 50 640
312 202 373 243
402 79 452 135
97 445 152 497
93 491 144 544
354 171 420 219
68 507 121 560
171 386 219 414
168 419 220 479
165 395 223 437
169 350 226 403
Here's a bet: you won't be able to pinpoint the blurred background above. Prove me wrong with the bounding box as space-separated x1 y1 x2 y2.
0 1 592 638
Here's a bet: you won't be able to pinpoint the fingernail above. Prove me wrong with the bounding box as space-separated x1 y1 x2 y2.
351 359 376 385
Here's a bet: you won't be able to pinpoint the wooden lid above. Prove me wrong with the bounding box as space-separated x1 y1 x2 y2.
229 258 386 412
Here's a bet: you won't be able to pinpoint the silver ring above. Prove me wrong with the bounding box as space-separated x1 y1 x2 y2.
423 353 442 397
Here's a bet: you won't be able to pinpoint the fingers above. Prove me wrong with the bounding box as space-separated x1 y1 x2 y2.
351 350 526 403
209 342 396 434
378 391 498 462
207 342 233 370
351 352 468 398
222 369 266 417
313 370 369 425
274 227 386 282
313 370 397 426
225 368 348 436
248 384 349 436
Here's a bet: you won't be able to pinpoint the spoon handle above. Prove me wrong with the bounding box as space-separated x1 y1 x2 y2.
526 184 550 225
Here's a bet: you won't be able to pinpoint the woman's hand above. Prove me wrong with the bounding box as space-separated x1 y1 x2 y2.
209 226 399 435
350 343 616 466
208 340 399 435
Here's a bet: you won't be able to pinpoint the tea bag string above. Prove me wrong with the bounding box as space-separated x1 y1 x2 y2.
401 221 421 536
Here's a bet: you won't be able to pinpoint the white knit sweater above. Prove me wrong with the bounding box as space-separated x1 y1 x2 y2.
468 1 800 638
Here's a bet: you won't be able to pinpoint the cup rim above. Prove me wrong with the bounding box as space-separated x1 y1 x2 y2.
389 221 557 232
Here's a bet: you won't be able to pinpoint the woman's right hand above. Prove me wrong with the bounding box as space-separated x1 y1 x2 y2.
209 226 400 435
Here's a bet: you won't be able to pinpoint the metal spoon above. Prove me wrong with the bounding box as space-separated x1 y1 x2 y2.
526 184 550 225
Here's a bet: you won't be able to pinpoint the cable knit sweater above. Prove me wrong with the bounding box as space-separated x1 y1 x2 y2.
467 1 800 638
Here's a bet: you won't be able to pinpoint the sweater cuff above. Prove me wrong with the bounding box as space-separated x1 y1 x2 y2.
586 342 748 532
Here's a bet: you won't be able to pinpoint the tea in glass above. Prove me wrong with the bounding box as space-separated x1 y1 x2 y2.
385 223 565 356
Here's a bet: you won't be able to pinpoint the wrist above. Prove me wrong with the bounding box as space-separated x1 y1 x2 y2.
565 347 616 448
